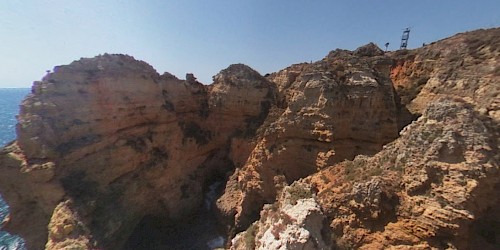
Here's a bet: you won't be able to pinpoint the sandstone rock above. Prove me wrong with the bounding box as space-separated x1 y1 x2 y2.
217 43 400 232
308 98 499 249
0 28 499 250
389 28 500 122
208 63 276 143
46 200 94 250
0 142 65 248
354 43 384 57
0 55 275 249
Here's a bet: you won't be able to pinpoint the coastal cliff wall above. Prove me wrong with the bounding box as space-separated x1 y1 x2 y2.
216 43 401 232
233 28 499 250
235 98 499 249
0 27 498 249
390 28 500 122
0 55 275 249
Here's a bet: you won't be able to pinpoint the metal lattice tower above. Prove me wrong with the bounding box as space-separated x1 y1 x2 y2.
400 28 410 49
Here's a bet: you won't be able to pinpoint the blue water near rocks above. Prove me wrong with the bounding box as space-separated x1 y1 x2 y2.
0 88 30 250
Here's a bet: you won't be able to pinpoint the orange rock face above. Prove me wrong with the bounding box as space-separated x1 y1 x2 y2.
0 28 499 250
389 28 500 122
307 99 499 249
236 28 499 250
0 56 275 249
216 44 400 232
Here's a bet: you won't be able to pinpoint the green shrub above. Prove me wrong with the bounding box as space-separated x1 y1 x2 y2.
288 184 313 205
244 223 259 249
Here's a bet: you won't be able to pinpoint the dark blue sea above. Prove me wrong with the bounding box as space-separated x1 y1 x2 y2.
0 88 30 250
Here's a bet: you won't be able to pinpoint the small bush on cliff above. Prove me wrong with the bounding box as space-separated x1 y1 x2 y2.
287 183 313 205
244 223 259 249
344 157 367 181
344 155 393 181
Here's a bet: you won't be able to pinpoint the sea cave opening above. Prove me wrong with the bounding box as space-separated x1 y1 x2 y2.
123 175 227 250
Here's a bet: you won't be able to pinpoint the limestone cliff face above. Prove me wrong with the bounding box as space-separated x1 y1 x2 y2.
242 98 499 250
0 28 499 250
232 28 500 249
306 98 499 249
390 28 500 122
216 43 400 232
0 55 275 249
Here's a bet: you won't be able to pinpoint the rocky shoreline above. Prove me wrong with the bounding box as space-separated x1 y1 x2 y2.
0 27 498 249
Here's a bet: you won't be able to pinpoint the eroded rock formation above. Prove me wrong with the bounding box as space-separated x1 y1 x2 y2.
238 28 499 249
231 183 330 250
238 99 499 249
390 28 500 122
0 27 498 250
0 55 275 249
216 43 400 232
306 98 499 249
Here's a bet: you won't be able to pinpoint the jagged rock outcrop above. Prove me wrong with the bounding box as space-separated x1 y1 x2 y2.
0 27 499 250
307 98 499 249
390 28 500 123
216 43 400 232
46 201 93 249
220 28 499 248
231 183 330 250
0 55 275 249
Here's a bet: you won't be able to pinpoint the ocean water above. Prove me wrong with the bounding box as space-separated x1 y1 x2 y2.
0 88 30 250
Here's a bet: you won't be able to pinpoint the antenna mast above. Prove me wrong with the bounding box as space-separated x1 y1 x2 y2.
400 28 411 49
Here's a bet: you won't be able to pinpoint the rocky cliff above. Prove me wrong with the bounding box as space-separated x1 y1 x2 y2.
234 28 499 249
0 28 498 250
216 43 400 232
239 98 498 249
390 28 500 123
0 55 275 249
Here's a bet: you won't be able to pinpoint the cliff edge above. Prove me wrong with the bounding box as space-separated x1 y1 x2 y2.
0 55 275 249
0 28 498 249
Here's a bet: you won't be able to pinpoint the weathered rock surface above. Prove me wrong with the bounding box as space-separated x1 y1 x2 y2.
0 55 275 249
0 27 499 250
307 98 499 249
231 183 330 250
221 28 499 249
390 28 500 123
217 43 400 232
46 200 94 249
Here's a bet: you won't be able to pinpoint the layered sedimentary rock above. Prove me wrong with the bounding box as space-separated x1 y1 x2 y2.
237 28 499 249
243 98 499 249
0 27 498 250
216 43 400 232
390 28 500 122
305 98 499 249
0 55 275 249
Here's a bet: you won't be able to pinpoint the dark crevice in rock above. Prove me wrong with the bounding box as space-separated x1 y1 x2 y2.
123 175 228 250
178 121 212 145
469 205 500 248
392 85 421 131
56 134 102 155
60 171 98 200
243 100 272 138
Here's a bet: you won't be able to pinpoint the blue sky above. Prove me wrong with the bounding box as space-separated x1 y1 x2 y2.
0 0 499 87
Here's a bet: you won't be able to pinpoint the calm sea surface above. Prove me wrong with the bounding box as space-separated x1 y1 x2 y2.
0 88 30 250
